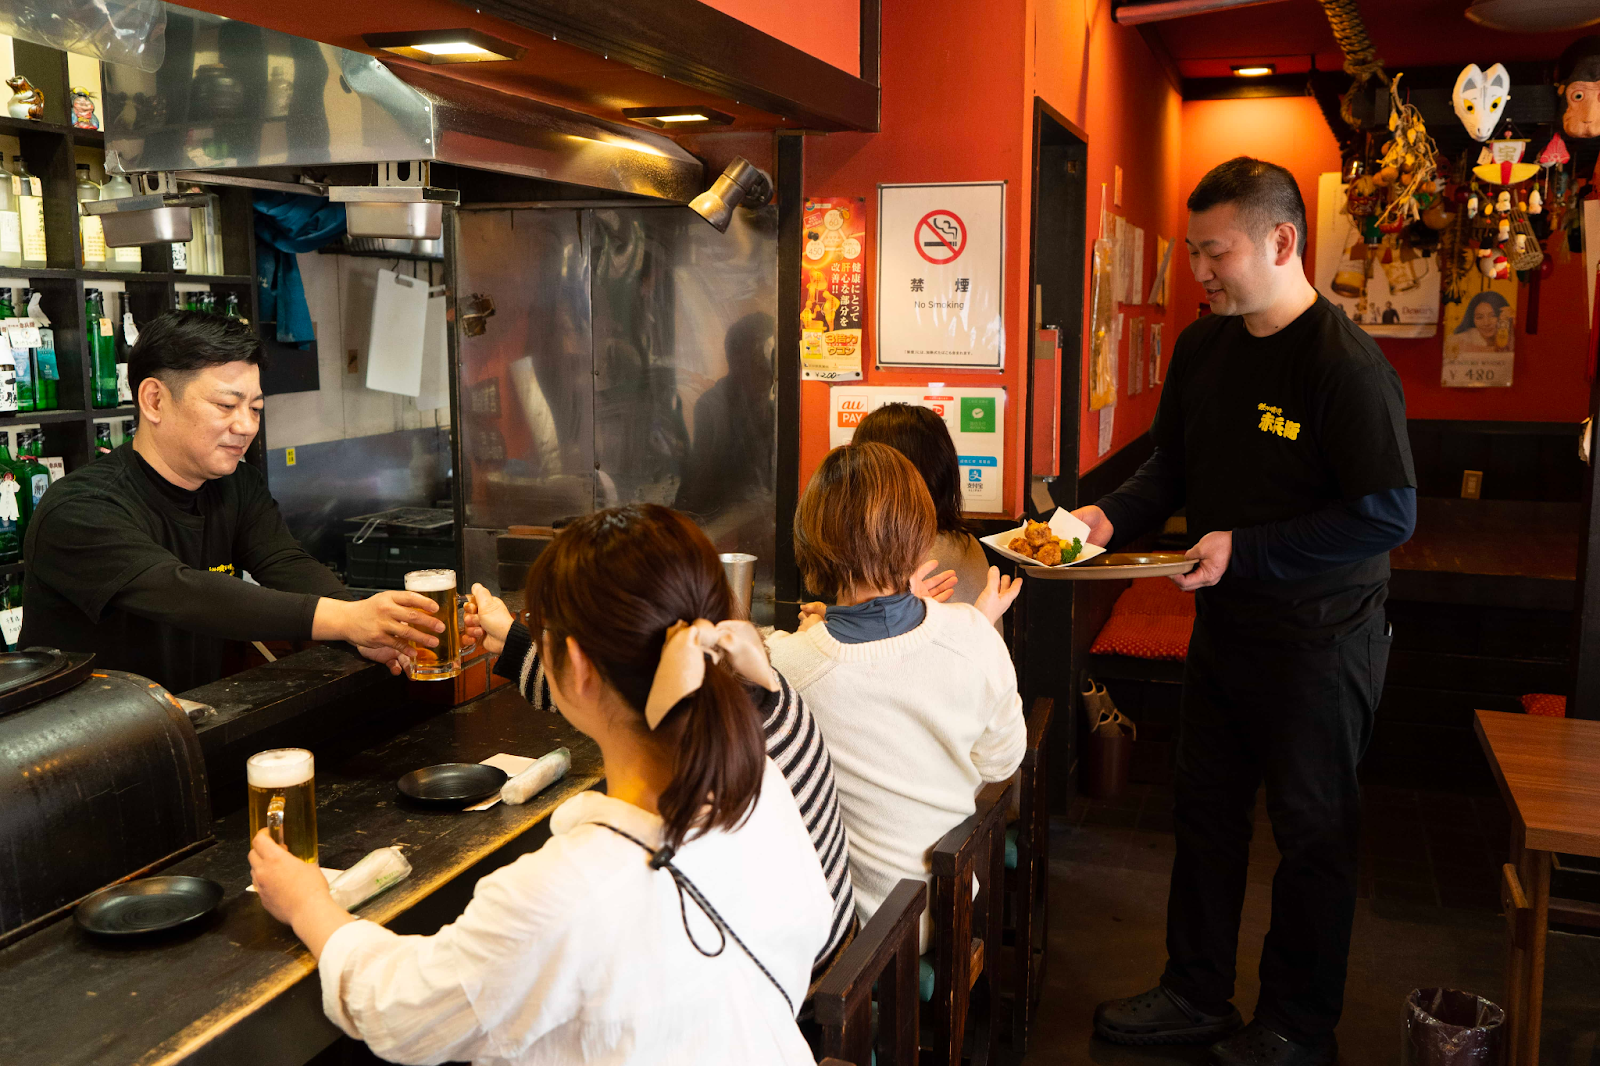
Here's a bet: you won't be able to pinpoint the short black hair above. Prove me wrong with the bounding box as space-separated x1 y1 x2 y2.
129 311 265 396
1187 156 1307 258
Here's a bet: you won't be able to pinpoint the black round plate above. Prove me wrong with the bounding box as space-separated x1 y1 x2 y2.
75 875 224 936
397 763 508 807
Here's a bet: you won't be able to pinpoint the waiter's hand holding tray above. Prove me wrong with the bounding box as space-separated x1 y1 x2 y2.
980 508 1197 581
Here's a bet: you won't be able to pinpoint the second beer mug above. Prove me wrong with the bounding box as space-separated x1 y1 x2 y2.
247 748 317 864
405 567 464 680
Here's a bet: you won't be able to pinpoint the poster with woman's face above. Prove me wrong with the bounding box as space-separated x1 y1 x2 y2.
1441 281 1516 387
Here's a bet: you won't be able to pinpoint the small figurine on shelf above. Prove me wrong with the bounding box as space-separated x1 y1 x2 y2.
68 87 98 130
5 76 43 122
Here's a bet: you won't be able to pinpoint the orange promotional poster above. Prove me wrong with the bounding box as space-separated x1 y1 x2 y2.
801 197 866 381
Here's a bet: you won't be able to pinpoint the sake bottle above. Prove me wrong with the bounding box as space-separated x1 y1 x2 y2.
0 434 25 563
17 430 49 519
0 157 21 269
14 157 46 268
0 574 22 652
100 171 142 272
87 289 118 408
76 164 105 268
31 316 59 411
2 291 34 414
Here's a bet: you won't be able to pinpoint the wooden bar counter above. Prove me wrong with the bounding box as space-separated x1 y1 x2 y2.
0 681 602 1066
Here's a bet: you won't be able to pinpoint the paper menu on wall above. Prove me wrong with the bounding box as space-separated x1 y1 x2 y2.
1097 404 1114 457
1148 237 1175 307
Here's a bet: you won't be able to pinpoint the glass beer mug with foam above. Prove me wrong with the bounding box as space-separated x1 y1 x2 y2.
248 748 317 863
405 568 465 680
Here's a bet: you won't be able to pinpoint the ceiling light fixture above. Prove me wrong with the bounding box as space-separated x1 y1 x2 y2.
623 106 736 130
362 29 526 64
1231 64 1276 77
688 156 773 233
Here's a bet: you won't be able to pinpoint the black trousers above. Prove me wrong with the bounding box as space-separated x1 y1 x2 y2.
1159 611 1390 1046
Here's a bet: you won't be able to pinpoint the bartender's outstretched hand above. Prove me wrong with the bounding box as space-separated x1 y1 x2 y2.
356 645 411 676
1070 505 1115 548
249 829 356 961
469 583 515 655
1175 529 1232 591
313 591 445 653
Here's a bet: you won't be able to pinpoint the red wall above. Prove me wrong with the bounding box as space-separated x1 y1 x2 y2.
799 0 1186 511
702 0 860 77
799 0 1030 515
1174 96 1590 425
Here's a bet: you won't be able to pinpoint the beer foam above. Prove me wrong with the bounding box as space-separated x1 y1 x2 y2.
405 569 456 593
247 747 314 789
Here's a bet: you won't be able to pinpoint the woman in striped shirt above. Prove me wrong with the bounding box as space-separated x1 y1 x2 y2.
471 570 859 990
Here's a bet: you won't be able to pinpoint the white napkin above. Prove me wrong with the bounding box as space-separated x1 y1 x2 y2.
464 752 537 811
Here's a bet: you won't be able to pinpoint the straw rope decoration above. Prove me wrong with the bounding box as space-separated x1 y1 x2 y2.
1321 0 1385 129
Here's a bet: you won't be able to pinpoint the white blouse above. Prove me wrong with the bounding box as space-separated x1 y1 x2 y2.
318 758 833 1065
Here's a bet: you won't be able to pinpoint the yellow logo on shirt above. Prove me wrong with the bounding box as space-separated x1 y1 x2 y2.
209 563 235 576
1256 404 1301 441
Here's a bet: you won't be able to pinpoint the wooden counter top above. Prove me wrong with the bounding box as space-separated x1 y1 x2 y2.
0 684 602 1066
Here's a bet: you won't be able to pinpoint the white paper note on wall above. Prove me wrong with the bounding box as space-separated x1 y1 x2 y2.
1097 404 1114 457
364 269 429 396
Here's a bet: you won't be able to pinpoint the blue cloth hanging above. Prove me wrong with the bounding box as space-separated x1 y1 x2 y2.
253 192 346 347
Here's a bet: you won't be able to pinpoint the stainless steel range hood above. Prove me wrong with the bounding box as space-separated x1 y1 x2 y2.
99 4 704 203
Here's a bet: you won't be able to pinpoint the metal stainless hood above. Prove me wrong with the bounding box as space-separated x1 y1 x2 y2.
100 5 703 202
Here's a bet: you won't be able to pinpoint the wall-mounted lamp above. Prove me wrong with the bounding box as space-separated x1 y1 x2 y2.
688 157 773 233
362 29 526 64
622 106 736 130
1231 64 1276 77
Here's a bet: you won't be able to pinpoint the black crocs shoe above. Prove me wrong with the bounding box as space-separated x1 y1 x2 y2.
1094 984 1244 1045
1210 1021 1338 1065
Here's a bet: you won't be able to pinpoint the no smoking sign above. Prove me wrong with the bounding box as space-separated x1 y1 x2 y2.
916 210 966 264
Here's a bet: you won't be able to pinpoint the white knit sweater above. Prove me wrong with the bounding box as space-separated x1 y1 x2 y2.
766 599 1025 951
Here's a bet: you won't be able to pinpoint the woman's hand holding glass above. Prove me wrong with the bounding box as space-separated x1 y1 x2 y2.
469 583 516 655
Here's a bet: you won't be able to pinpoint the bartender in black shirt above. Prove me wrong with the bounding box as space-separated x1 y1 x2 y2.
1084 159 1415 1066
20 312 447 692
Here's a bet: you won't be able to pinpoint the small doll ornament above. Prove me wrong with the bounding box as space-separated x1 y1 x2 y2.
68 87 97 130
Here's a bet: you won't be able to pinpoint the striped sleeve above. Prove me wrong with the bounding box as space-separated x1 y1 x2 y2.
492 621 552 713
755 670 856 981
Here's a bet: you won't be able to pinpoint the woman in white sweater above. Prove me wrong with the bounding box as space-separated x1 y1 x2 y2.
250 505 833 1065
768 441 1025 951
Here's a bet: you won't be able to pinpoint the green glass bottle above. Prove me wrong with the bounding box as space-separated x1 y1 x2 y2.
17 430 48 522
88 289 118 409
0 435 24 563
33 323 57 411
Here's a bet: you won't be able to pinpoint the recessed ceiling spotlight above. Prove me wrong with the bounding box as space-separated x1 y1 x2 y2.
362 29 526 64
1231 64 1276 77
622 106 736 130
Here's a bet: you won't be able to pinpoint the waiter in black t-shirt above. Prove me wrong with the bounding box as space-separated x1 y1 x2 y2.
1082 159 1415 1066
20 312 449 693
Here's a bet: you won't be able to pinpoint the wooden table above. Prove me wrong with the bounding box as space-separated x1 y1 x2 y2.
1473 710 1600 1066
0 683 602 1066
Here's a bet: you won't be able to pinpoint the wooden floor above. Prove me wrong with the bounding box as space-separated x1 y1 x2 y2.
1021 794 1600 1065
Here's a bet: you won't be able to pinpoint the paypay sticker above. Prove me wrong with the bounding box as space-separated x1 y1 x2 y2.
829 385 1006 511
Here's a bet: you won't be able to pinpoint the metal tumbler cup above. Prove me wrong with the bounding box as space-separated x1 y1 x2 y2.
719 553 757 620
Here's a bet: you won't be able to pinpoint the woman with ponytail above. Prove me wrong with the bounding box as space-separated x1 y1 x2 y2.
249 505 834 1064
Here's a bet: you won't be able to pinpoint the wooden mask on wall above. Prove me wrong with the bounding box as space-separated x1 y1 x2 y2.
1558 35 1600 141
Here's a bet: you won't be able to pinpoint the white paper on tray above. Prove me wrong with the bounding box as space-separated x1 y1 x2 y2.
979 507 1107 569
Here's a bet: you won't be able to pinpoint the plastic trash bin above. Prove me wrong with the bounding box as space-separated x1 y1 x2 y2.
1402 988 1504 1065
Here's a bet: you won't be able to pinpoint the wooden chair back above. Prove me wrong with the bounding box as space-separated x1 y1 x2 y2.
1004 696 1055 1055
925 778 1011 1066
814 878 927 1066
